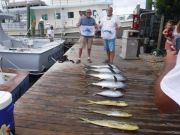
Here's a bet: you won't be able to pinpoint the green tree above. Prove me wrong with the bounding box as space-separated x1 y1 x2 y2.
154 0 180 21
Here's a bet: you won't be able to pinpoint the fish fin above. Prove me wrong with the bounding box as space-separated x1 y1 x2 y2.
113 76 118 82
109 68 116 74
108 64 113 69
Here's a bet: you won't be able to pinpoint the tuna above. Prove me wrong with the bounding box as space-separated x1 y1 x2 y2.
84 64 117 69
96 90 124 98
87 73 126 81
91 80 126 90
85 67 121 74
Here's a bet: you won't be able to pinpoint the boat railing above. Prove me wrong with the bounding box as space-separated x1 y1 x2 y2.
2 22 27 31
48 0 112 6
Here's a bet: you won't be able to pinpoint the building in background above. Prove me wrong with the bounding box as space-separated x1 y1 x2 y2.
1 0 112 36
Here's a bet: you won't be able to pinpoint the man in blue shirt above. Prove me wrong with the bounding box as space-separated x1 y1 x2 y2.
76 9 97 64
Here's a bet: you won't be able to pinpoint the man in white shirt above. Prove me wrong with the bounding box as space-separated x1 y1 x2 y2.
100 7 120 64
154 50 180 113
47 25 54 42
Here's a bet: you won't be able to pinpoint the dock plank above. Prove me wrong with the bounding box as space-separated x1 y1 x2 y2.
14 39 180 135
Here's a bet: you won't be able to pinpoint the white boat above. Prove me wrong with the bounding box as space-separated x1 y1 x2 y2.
0 12 64 73
0 67 29 102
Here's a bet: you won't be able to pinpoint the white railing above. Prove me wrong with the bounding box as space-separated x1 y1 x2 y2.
1 22 27 30
47 0 112 5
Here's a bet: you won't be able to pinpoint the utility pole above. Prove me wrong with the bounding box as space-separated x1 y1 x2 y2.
146 0 152 10
157 15 164 50
27 0 31 37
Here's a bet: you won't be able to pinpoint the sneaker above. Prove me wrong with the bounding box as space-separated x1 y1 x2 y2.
88 59 92 63
76 59 81 64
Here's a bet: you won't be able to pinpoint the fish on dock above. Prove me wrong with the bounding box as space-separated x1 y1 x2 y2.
87 100 128 107
91 80 126 90
90 110 132 118
96 90 124 98
81 118 139 131
85 67 121 74
87 73 126 81
84 64 117 69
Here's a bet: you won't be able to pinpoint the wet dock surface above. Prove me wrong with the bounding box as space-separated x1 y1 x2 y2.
14 39 180 135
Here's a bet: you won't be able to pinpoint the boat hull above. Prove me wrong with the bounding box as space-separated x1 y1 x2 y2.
0 40 64 73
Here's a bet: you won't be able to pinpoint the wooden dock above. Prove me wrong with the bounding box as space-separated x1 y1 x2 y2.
14 39 180 135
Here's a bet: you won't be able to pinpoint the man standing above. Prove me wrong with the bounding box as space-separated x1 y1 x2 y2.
100 7 120 64
76 9 97 64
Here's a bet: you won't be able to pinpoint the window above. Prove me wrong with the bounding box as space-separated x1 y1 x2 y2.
55 13 61 19
68 12 74 18
93 10 97 16
42 14 48 20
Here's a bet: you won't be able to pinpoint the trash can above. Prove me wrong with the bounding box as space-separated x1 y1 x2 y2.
0 91 15 133
120 30 139 59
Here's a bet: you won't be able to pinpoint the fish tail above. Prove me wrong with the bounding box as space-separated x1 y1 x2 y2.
85 83 92 88
80 118 90 123
83 64 88 68
84 69 92 75
92 92 97 96
87 100 95 104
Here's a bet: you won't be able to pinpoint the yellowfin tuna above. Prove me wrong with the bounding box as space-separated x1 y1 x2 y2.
87 100 128 107
90 110 132 118
81 118 139 131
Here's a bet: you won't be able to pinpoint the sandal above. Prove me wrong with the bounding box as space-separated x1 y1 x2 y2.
103 59 109 64
88 59 92 63
76 59 81 64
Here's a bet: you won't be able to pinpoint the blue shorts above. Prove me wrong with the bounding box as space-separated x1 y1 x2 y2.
103 39 115 52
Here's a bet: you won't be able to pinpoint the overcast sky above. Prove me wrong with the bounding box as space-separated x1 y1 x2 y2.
7 0 146 15
113 0 146 14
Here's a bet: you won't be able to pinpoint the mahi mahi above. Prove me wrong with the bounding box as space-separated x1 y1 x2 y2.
87 73 126 81
81 118 139 131
91 80 126 90
87 100 128 107
90 110 132 118
96 90 124 98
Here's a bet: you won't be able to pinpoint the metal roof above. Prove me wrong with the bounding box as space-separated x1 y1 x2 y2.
7 0 46 9
31 1 112 10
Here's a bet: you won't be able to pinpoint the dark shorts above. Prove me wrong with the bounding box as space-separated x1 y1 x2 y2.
176 38 180 54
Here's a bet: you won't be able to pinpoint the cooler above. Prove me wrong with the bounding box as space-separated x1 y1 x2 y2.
0 91 15 133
